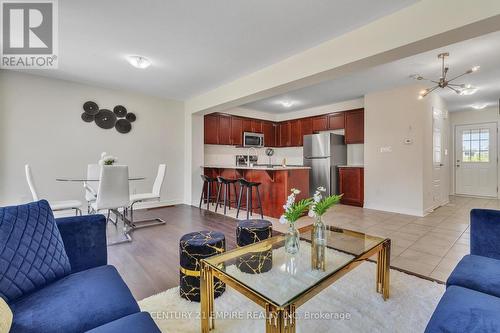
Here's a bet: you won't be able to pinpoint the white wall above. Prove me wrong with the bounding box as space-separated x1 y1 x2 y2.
0 71 185 207
449 107 500 197
364 84 448 216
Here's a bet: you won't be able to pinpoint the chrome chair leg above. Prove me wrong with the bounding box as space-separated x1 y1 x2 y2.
127 200 166 230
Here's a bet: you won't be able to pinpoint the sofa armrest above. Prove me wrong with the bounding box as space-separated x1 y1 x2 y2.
471 209 500 260
56 214 107 273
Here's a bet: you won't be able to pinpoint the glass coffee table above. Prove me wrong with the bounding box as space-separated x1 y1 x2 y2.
200 224 390 332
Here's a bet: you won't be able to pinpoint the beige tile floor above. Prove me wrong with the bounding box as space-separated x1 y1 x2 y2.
206 195 500 282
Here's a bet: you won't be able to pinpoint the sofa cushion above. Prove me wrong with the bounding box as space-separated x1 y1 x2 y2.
10 265 139 333
0 297 12 333
425 285 500 333
0 200 71 303
85 312 161 333
447 254 500 298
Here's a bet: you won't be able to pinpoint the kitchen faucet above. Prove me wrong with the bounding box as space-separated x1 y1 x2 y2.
247 147 258 167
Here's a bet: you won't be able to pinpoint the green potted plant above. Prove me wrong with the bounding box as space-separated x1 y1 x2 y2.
279 189 312 254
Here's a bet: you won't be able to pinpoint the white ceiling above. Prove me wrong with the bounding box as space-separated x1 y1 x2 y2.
14 0 418 100
243 30 500 113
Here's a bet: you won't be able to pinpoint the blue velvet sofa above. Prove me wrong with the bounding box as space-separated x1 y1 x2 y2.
1 201 160 333
425 209 500 333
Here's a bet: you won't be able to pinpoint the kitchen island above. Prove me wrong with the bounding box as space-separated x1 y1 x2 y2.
203 165 310 218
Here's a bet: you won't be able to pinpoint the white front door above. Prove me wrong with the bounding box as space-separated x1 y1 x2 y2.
455 123 498 197
432 108 447 207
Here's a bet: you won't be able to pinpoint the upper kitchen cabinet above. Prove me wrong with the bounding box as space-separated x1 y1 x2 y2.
279 122 291 147
328 113 345 130
218 114 232 145
290 119 302 146
204 114 219 144
242 119 252 133
230 117 243 146
262 121 276 147
251 120 263 133
344 109 364 144
300 117 313 138
312 116 328 133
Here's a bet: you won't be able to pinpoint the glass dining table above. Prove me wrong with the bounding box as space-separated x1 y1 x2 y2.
56 177 145 182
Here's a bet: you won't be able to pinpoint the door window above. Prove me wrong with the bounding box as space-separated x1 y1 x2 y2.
462 128 489 162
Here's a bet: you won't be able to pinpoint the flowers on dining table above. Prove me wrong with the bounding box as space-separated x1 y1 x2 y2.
279 188 313 225
98 153 118 166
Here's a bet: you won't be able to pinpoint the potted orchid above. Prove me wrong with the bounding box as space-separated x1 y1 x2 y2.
279 189 312 254
308 187 343 243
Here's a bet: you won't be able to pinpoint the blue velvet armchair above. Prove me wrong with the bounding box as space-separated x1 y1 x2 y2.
425 209 500 333
1 204 160 333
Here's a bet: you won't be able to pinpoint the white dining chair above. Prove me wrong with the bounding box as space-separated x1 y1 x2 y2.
90 165 132 244
128 164 166 228
84 164 100 213
25 164 82 215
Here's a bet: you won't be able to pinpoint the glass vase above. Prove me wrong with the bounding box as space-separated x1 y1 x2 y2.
312 216 326 271
284 223 300 254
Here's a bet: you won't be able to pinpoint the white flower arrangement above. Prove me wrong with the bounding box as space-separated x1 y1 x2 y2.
279 188 312 225
98 153 118 166
308 186 326 218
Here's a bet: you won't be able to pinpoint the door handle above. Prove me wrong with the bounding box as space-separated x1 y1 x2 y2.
439 163 444 167
456 165 460 167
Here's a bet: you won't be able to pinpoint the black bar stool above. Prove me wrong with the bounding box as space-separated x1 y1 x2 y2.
236 178 264 219
199 175 218 210
215 176 239 215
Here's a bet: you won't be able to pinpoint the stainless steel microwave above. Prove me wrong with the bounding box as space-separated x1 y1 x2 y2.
243 132 264 147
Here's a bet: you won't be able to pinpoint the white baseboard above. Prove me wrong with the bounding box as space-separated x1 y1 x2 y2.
363 203 426 217
133 199 184 210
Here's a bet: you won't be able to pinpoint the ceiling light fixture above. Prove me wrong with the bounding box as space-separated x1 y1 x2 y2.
471 103 488 110
411 52 479 98
127 55 151 69
278 100 295 108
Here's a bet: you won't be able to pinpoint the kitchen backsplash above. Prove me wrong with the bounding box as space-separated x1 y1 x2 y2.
204 143 364 166
204 145 304 166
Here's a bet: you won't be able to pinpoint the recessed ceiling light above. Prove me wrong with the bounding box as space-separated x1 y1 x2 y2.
278 100 296 108
471 103 488 110
127 55 151 69
459 84 478 95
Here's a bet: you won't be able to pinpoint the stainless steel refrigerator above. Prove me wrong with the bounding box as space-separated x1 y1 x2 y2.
303 133 347 196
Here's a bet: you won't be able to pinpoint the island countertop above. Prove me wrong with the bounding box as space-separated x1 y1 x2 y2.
203 166 310 218
202 165 311 170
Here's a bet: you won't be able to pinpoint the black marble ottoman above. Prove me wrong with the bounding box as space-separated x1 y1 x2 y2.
179 230 226 302
236 219 273 274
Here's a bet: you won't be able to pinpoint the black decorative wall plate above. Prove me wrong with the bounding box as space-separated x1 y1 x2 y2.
94 109 117 129
115 119 132 133
83 101 99 115
113 105 127 118
125 113 136 122
81 101 135 133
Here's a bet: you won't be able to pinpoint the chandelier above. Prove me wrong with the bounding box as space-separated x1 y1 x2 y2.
410 52 480 99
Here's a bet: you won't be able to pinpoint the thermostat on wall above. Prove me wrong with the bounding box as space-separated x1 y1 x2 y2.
404 138 413 145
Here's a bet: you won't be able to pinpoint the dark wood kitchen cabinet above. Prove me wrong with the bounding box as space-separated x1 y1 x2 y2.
204 114 219 144
242 119 252 133
203 108 364 147
345 109 364 144
290 119 302 146
251 120 263 133
339 167 364 207
279 122 291 147
312 116 328 133
230 117 243 145
218 114 232 145
328 113 345 130
300 117 313 138
262 121 276 147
